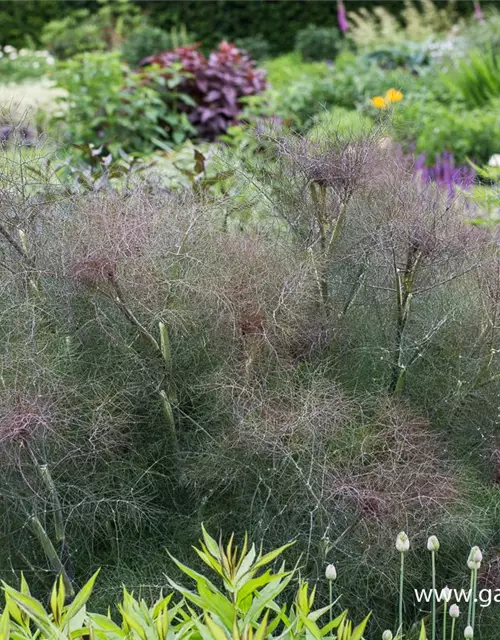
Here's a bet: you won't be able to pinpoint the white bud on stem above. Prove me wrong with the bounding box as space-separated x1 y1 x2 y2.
427 535 440 552
464 625 473 639
449 604 460 618
396 531 410 553
325 563 337 581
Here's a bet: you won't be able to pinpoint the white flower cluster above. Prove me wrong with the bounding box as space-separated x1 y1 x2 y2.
0 45 55 65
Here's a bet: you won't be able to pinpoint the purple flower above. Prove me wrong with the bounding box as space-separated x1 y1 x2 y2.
412 150 475 197
474 1 484 23
337 0 349 34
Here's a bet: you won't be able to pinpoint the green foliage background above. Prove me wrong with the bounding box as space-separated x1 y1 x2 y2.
0 0 473 52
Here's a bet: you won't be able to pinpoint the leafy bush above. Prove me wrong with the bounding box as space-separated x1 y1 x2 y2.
393 97 500 164
0 45 54 82
40 9 107 59
444 48 500 109
294 24 341 62
2 528 371 640
41 0 142 59
234 34 272 61
346 0 459 49
142 42 266 140
52 51 194 154
121 23 195 68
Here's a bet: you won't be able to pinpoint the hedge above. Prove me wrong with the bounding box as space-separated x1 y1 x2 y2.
0 0 472 53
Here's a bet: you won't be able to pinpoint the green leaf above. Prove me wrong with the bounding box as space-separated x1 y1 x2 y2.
237 571 289 604
418 619 426 640
3 586 61 639
204 613 229 640
62 569 100 627
320 610 347 635
253 542 295 571
0 607 10 640
350 613 371 640
201 524 221 559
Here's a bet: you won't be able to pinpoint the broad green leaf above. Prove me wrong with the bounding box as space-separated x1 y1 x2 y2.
237 571 290 604
168 553 221 590
201 524 221 559
235 545 256 585
350 614 371 640
197 581 234 628
254 611 269 640
243 570 294 627
297 609 321 640
204 613 229 640
320 609 347 635
253 542 295 571
89 613 125 636
62 569 100 627
4 586 61 639
0 607 9 640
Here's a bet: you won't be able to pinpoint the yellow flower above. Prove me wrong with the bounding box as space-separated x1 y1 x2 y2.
385 88 403 103
370 95 387 109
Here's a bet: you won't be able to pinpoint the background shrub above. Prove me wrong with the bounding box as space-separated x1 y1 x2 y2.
142 42 266 140
53 51 193 153
294 24 342 62
0 1 475 53
234 34 271 61
121 23 195 68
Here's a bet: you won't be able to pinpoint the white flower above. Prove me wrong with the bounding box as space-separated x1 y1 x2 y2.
325 564 337 581
488 154 500 167
382 631 393 640
46 55 55 65
441 586 452 603
467 546 482 570
8 52 18 60
0 51 3 59
3 45 16 53
427 535 440 552
396 531 410 553
464 625 473 639
449 604 460 618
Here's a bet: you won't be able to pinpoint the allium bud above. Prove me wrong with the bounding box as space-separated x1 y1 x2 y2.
467 546 482 570
427 535 440 552
325 564 337 581
442 586 452 603
449 604 460 618
464 625 473 639
382 631 393 640
396 531 410 553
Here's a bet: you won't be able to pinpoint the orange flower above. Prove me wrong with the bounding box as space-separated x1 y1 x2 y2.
370 95 387 109
385 87 403 103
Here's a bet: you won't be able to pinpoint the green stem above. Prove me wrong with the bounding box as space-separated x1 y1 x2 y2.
471 568 477 630
398 552 405 637
450 618 455 640
28 516 74 597
443 601 447 640
431 551 436 640
329 579 333 625
467 570 474 627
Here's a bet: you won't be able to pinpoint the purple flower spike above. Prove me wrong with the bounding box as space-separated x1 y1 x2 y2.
474 1 484 23
337 0 349 33
411 149 476 198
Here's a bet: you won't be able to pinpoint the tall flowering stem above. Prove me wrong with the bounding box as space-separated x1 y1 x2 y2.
396 532 409 636
337 0 349 33
474 1 484 23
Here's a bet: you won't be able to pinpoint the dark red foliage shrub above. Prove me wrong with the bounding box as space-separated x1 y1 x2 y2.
141 41 266 140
